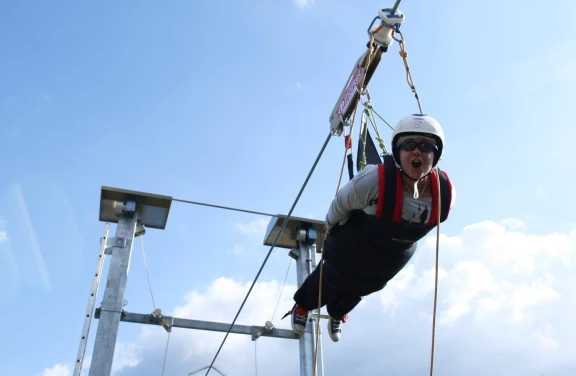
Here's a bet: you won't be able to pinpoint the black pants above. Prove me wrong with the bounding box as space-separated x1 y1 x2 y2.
293 243 417 320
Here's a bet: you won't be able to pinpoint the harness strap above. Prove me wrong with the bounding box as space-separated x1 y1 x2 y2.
428 169 440 225
393 169 403 223
375 163 385 217
375 156 453 222
438 169 452 222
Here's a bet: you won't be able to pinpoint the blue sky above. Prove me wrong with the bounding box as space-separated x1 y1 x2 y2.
1 0 576 375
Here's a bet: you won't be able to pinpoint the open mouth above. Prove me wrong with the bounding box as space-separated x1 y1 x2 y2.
411 160 422 168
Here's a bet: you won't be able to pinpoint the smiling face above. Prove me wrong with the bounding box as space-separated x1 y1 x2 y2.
397 136 437 180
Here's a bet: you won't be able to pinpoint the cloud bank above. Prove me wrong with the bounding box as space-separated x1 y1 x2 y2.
40 218 576 375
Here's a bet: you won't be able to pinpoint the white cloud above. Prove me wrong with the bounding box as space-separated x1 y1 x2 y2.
506 274 560 323
234 218 269 241
381 263 449 319
380 264 416 314
292 0 314 9
111 343 143 374
532 324 560 350
0 230 7 243
173 277 295 326
66 345 138 376
458 220 572 273
36 363 71 376
108 276 300 375
296 81 303 89
81 355 92 372
381 219 574 329
500 218 527 231
441 260 497 325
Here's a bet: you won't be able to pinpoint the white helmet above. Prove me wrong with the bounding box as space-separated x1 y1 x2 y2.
391 114 445 168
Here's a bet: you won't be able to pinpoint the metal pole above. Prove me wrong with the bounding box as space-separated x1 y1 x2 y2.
89 209 139 376
295 240 318 376
74 224 110 376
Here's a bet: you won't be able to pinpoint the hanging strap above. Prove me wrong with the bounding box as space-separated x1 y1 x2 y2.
347 154 354 180
357 127 382 171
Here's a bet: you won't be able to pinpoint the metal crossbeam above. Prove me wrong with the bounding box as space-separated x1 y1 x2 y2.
112 311 300 340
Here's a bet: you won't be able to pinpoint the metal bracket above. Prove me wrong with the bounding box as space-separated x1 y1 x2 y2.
288 248 300 260
309 311 330 320
122 200 137 218
135 220 146 237
152 308 173 333
105 236 131 254
251 321 275 341
94 307 126 320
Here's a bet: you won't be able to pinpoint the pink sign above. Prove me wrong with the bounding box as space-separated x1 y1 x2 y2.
337 66 364 118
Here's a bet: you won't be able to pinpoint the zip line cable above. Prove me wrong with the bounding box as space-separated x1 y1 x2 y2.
204 132 333 376
390 0 401 14
173 198 275 217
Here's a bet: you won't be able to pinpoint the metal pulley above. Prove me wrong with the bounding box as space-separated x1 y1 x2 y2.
369 8 405 47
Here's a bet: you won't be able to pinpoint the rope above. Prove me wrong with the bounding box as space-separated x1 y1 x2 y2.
139 236 157 310
161 318 174 376
271 258 292 322
392 29 424 114
358 90 393 169
364 105 389 156
254 341 258 376
337 104 359 185
365 106 388 154
204 132 333 376
173 198 275 217
429 169 442 376
359 110 368 170
366 103 394 131
139 235 173 376
313 254 325 376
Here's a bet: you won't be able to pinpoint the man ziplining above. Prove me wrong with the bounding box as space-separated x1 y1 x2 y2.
290 113 456 342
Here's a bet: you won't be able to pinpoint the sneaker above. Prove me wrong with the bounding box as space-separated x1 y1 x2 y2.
327 315 348 342
291 305 309 335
